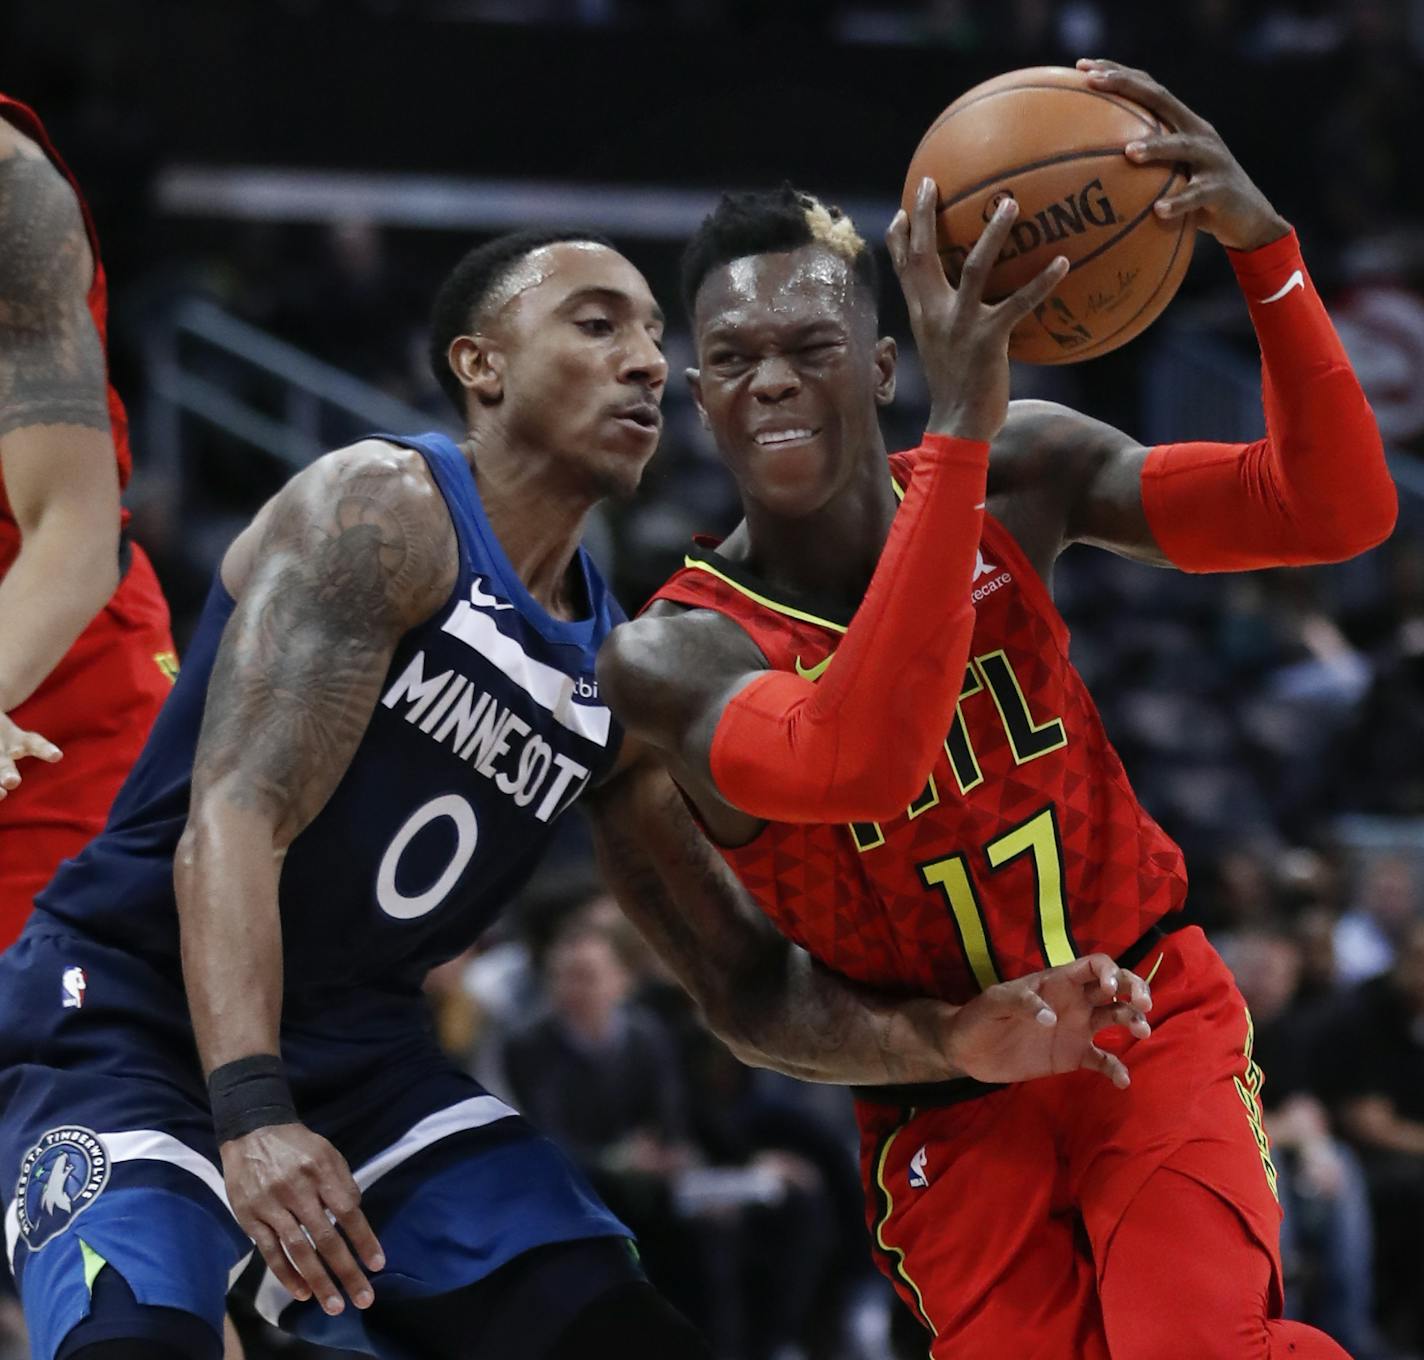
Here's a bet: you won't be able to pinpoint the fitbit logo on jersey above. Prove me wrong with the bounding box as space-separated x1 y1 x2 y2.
381 650 591 823
942 178 1120 276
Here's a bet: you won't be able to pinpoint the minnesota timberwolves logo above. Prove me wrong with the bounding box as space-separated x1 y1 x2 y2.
14 1127 110 1250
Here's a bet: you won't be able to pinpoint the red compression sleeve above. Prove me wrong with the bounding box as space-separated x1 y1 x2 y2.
1141 229 1396 572
710 435 988 825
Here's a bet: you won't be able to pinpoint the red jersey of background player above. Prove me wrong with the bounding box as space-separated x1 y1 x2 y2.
650 446 1187 1006
0 93 174 951
0 93 132 576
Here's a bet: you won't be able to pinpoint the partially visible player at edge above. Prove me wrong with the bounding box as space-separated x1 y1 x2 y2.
0 95 175 950
601 60 1396 1360
0 219 1151 1360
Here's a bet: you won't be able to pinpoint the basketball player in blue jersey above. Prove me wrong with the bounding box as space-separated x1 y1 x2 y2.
0 228 1152 1360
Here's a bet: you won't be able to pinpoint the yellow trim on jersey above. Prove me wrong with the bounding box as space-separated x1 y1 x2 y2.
1234 1008 1279 1200
918 855 1001 991
680 557 848 635
153 650 180 684
985 808 1073 968
907 773 940 820
850 821 887 853
873 1110 938 1336
1144 952 1166 986
974 649 1068 765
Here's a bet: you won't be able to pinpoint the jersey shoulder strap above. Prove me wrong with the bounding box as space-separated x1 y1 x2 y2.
647 540 848 672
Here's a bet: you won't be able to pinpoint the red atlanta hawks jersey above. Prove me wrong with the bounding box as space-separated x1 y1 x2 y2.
650 446 1188 1005
0 94 133 574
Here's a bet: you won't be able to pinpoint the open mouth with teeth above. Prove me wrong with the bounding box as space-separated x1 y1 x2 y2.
753 427 820 448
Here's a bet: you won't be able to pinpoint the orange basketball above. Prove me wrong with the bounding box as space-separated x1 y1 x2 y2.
903 66 1194 365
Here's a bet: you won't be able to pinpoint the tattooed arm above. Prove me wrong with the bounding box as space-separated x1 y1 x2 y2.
584 751 1152 1087
174 441 454 1315
0 119 119 793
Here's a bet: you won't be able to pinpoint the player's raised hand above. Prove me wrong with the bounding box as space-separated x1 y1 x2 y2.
0 711 61 800
220 1123 384 1317
946 953 1152 1089
1076 58 1291 252
886 177 1068 443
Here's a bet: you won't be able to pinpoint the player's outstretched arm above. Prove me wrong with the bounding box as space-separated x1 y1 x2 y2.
175 441 455 1317
600 195 1069 830
989 64 1395 575
584 751 1150 1086
0 122 119 796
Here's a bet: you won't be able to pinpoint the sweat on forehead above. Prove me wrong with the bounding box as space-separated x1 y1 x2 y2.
697 245 865 326
477 240 619 325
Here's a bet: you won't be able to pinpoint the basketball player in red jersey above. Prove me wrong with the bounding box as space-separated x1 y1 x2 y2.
599 62 1396 1360
0 95 176 949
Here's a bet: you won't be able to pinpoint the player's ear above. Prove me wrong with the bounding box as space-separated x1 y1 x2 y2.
450 334 505 405
873 336 897 407
686 367 711 431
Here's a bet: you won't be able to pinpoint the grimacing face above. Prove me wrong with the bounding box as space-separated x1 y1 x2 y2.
454 241 668 499
689 244 895 517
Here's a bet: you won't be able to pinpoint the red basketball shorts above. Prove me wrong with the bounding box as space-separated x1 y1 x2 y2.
0 543 174 947
856 926 1284 1359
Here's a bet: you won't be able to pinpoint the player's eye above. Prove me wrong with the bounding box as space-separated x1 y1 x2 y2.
575 317 615 337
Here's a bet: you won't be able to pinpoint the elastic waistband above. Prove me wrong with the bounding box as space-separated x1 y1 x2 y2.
851 915 1188 1111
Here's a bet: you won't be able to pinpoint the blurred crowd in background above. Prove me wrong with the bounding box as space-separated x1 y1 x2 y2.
3 0 1423 1357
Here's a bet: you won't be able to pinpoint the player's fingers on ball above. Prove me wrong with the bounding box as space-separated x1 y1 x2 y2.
1002 253 1069 322
1155 181 1211 219
1082 1044 1132 1089
885 210 910 272
1099 66 1205 135
906 177 939 258
1124 132 1196 164
0 757 19 793
248 1219 312 1301
959 198 1017 300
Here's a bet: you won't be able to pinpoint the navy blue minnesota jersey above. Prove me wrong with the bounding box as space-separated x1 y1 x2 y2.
35 433 625 991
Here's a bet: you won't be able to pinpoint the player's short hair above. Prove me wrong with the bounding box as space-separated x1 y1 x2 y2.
428 228 615 416
681 184 880 319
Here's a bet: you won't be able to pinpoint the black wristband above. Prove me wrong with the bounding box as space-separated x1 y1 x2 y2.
207 1055 299 1145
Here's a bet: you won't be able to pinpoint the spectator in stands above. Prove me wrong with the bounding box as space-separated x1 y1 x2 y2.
1334 855 1421 984
1222 928 1384 1357
1324 919 1424 1348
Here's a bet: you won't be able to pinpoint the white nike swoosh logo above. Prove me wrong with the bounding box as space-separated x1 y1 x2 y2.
1258 270 1304 305
470 576 514 611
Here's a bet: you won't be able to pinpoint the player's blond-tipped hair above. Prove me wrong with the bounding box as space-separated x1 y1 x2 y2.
801 195 867 261
681 183 881 315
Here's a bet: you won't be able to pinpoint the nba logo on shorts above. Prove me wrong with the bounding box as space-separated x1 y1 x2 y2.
908 1144 930 1190
15 1127 110 1251
61 966 87 1009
